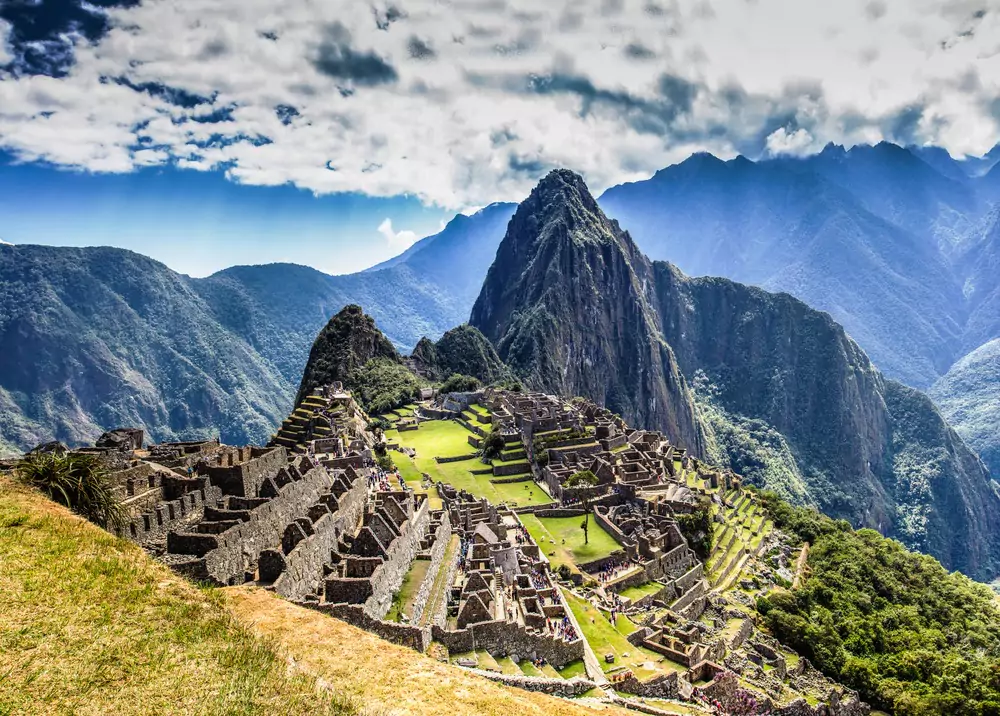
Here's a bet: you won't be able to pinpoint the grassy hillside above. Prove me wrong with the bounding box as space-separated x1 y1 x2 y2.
0 477 633 716
0 476 359 716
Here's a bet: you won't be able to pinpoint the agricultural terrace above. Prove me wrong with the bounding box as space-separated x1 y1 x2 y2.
384 418 551 508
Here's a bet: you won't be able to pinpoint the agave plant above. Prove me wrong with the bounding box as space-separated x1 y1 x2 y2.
15 452 128 531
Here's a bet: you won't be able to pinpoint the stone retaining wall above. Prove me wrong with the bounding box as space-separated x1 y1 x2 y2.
205 447 287 498
436 453 480 464
533 508 586 518
492 461 532 477
304 602 431 652
490 474 533 485
432 621 584 669
461 668 595 697
365 499 432 618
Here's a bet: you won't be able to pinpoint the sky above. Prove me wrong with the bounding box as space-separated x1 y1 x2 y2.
1 0 1000 276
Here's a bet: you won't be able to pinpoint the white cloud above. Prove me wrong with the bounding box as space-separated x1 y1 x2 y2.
766 127 817 156
0 0 998 208
377 218 419 251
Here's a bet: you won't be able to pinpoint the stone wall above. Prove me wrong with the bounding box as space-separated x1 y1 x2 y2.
533 508 586 518
492 462 531 477
614 671 679 699
205 447 287 497
304 602 431 652
671 579 706 614
432 621 584 669
461 669 596 698
125 481 222 544
271 472 368 600
436 453 480 463
364 498 432 618
168 464 334 585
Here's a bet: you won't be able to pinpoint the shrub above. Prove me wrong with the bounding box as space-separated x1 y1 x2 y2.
368 417 391 433
675 496 713 559
15 452 128 531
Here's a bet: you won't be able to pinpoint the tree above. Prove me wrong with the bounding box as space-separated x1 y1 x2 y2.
480 429 506 461
438 373 481 394
581 497 591 545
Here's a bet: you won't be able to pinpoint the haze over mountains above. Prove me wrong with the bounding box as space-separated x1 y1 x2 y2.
3 141 1000 488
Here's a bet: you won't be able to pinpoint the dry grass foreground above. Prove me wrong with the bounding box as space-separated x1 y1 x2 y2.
0 475 634 716
226 587 635 716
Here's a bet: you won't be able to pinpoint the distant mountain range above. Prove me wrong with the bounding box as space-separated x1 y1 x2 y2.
0 205 514 453
3 141 1000 482
471 168 1000 579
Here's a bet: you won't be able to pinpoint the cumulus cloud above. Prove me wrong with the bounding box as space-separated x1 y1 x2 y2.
0 0 998 208
377 218 419 250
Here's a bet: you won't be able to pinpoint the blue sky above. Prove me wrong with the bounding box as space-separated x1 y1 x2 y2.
1 0 998 277
0 151 449 276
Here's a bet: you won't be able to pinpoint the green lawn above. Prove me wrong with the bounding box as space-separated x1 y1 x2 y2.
618 582 662 602
386 420 477 458
557 660 587 678
386 421 549 508
519 514 621 573
562 590 678 679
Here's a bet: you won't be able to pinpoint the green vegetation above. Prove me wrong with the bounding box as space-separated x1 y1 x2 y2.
562 590 678 679
439 373 481 394
0 476 359 715
618 582 662 602
427 324 514 385
694 373 812 506
674 496 713 560
386 558 432 623
519 513 620 573
479 429 506 461
758 492 1000 716
386 421 549 507
14 451 128 531
350 357 425 415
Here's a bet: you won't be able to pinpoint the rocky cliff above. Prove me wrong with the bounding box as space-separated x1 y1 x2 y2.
471 169 1000 578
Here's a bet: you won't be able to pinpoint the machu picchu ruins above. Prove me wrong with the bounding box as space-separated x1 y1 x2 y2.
54 382 869 716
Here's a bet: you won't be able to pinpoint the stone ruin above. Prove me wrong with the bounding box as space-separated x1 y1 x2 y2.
35 383 866 715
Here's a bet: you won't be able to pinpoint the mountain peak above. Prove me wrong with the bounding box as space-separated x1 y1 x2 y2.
528 168 599 216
